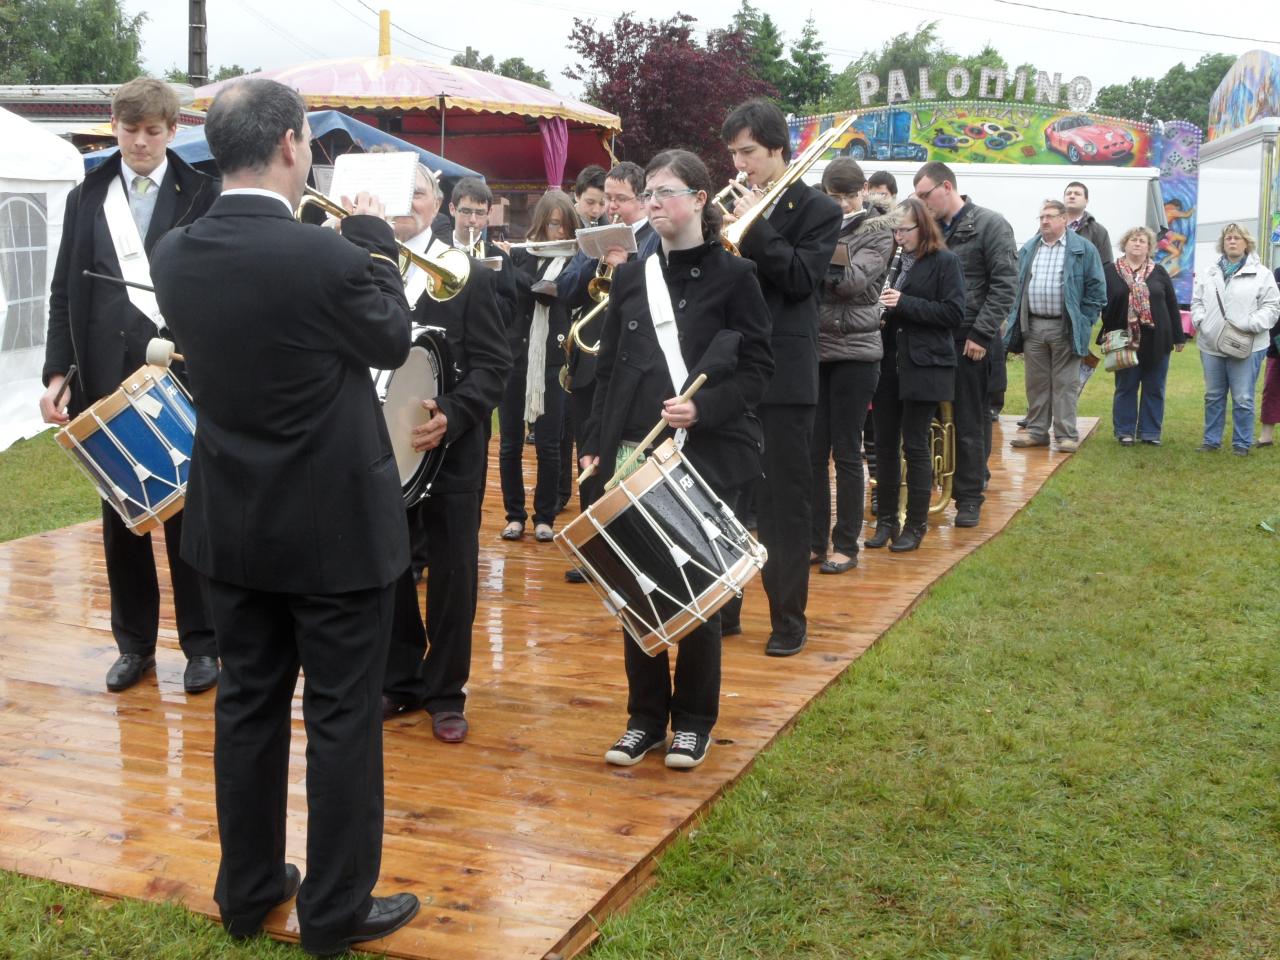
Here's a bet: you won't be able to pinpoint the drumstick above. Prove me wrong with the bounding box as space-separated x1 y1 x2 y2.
82 269 155 292
52 364 77 410
596 373 708 492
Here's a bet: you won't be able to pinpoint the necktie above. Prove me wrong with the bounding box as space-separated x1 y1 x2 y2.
132 175 153 197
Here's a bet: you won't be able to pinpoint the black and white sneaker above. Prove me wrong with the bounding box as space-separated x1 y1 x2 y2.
664 731 709 769
604 729 665 766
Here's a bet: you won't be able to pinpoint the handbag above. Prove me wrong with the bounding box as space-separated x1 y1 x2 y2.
1212 289 1253 359
1101 329 1139 372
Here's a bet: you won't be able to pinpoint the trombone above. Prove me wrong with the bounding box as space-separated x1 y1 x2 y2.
295 186 470 302
720 113 859 257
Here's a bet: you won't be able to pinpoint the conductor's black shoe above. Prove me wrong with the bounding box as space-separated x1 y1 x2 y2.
105 653 155 692
564 567 587 583
301 893 421 957
225 863 302 939
665 731 710 769
954 502 981 528
605 728 666 765
183 655 219 694
764 632 806 657
382 695 417 722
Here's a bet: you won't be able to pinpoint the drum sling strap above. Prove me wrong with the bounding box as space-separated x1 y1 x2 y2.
102 176 167 332
644 254 689 453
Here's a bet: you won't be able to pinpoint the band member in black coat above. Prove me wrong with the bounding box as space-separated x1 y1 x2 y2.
870 197 965 553
38 78 220 695
149 79 419 955
380 168 511 745
496 191 578 541
557 162 660 582
718 99 842 657
582 150 773 770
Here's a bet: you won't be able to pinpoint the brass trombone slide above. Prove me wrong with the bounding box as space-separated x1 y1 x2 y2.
295 186 470 301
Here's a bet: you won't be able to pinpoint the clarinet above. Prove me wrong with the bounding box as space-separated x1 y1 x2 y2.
877 245 904 320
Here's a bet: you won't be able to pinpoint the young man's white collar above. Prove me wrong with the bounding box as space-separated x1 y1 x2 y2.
221 187 294 216
120 155 169 192
630 217 648 234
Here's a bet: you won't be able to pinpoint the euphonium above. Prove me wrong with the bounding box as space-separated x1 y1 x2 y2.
864 401 956 524
720 113 858 257
295 186 470 302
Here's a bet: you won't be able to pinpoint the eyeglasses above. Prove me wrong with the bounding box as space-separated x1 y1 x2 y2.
892 224 918 235
915 183 942 201
604 193 636 205
639 187 696 204
456 206 488 219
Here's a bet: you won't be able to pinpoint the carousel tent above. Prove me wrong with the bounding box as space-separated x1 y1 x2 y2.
1207 50 1280 141
0 107 83 452
191 57 620 193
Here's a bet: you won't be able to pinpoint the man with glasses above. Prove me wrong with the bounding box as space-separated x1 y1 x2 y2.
718 98 842 658
557 161 660 582
1006 199 1105 453
447 177 518 333
911 161 1017 529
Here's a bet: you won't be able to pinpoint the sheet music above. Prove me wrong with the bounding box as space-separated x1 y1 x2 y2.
328 152 417 217
575 222 638 260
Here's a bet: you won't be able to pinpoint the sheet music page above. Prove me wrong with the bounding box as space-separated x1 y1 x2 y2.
328 152 417 217
575 223 638 259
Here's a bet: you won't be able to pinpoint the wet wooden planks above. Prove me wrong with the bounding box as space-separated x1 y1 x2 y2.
0 418 1093 958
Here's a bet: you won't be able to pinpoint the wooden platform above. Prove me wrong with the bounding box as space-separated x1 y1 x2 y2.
0 417 1094 958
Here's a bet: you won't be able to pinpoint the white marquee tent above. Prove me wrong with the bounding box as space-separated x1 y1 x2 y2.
0 107 83 452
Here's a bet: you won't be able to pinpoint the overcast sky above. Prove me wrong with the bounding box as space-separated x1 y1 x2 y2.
129 0 1275 108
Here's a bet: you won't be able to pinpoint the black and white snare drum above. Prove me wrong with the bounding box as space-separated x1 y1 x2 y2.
555 438 767 655
373 325 455 506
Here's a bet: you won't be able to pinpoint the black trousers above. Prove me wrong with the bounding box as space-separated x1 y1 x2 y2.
207 576 392 944
384 490 480 714
810 359 879 557
101 502 215 659
872 387 937 527
565 383 596 512
623 614 721 736
951 350 990 507
497 361 565 526
753 403 816 640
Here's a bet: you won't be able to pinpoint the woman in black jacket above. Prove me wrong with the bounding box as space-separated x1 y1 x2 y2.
869 196 965 552
582 149 773 771
496 191 578 541
1097 225 1185 445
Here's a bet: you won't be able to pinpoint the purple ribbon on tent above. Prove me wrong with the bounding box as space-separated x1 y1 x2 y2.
538 116 569 189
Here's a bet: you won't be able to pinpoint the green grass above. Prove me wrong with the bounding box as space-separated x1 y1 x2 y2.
2 346 1278 958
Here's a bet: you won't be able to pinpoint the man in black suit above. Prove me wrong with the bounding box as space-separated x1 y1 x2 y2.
380 165 511 745
149 79 419 956
555 161 660 582
38 77 220 695
719 99 842 657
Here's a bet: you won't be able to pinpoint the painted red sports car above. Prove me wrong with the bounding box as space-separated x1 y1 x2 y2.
1045 115 1134 164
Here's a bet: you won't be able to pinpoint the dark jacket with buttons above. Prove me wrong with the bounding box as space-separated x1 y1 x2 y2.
736 180 842 405
584 241 774 495
509 248 571 368
940 196 1018 350
881 247 965 403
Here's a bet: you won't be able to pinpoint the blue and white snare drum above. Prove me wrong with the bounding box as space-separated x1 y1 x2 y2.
372 325 455 507
55 364 196 535
555 438 767 655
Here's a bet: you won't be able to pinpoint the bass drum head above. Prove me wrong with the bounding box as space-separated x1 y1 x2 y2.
380 330 447 505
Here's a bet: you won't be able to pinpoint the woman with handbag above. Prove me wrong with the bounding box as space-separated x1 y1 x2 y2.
870 197 965 553
1191 224 1280 455
1098 226 1185 446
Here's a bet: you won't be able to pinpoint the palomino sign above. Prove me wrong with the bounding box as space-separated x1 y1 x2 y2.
857 67 1093 111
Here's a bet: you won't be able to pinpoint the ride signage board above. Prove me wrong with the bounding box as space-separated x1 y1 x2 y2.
856 67 1093 111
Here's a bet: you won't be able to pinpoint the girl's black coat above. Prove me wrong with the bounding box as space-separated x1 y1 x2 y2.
584 241 774 493
881 247 965 402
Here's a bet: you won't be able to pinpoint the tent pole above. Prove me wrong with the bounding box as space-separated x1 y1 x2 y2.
439 95 446 157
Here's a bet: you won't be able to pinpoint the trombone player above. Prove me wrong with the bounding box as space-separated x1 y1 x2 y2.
380 164 511 745
717 99 842 658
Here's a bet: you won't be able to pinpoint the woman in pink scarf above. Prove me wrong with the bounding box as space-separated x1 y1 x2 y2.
1097 226 1185 446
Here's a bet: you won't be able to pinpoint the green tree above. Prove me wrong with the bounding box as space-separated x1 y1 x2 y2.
451 47 549 88
1093 53 1234 128
163 64 257 85
0 0 145 84
727 0 785 95
783 14 831 114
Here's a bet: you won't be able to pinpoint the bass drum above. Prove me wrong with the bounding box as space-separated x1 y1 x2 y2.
372 325 456 507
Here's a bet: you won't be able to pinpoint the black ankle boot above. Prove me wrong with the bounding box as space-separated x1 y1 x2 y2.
864 519 900 549
889 522 927 552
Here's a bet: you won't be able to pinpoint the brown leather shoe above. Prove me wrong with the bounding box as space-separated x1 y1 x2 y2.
431 711 468 743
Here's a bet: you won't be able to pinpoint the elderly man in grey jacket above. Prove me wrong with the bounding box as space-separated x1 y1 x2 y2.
1006 199 1107 452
